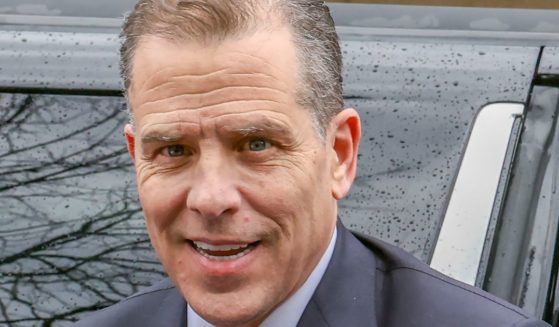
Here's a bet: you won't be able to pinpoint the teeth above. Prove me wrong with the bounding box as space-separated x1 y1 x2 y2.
193 242 249 251
197 246 254 261
191 241 256 261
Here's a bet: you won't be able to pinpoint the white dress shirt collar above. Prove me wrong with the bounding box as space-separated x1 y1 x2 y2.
187 226 338 327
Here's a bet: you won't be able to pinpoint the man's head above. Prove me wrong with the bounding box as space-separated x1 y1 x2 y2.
121 0 361 325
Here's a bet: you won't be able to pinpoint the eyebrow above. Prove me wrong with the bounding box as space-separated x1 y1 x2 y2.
228 125 288 137
218 117 291 137
141 134 184 144
140 121 201 144
139 116 292 144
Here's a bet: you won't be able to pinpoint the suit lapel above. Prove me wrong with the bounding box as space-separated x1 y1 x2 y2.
151 285 187 327
298 222 379 327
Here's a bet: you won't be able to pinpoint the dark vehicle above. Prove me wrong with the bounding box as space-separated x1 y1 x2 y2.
1 1 559 325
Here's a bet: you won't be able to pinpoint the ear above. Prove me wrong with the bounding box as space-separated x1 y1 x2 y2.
124 124 136 163
330 108 361 200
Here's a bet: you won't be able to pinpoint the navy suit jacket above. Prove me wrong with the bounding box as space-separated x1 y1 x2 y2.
75 223 550 326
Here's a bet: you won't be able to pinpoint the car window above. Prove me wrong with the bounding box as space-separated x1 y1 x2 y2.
0 93 165 326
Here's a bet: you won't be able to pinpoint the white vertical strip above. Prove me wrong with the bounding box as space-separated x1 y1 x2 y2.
430 103 524 285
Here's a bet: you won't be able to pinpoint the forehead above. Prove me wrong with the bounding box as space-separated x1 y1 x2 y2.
129 27 299 101
126 26 317 138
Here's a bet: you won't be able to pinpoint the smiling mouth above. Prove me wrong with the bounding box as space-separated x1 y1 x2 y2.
190 241 259 261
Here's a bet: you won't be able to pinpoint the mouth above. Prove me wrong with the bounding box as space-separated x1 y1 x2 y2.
189 240 259 261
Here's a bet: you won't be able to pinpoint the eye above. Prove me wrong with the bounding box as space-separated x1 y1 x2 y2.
245 139 271 152
163 145 188 157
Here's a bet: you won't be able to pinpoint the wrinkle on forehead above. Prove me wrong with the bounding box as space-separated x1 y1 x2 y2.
129 26 306 139
130 44 297 119
131 36 293 101
138 100 288 128
141 71 283 104
137 78 289 115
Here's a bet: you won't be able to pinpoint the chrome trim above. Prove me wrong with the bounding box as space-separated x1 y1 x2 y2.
0 31 121 91
336 26 559 46
0 14 122 28
329 3 559 35
430 103 524 285
474 117 523 287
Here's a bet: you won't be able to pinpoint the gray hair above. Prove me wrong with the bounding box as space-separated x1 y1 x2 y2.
120 0 343 136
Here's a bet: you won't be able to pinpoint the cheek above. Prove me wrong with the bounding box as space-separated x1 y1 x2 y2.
137 171 188 231
239 161 324 231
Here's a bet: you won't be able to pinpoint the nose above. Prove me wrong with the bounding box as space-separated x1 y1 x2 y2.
186 151 241 219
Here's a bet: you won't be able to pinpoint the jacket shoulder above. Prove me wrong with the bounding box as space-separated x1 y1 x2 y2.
74 279 186 327
352 233 550 327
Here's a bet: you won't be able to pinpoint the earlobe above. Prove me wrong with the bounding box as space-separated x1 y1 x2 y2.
124 124 136 163
330 108 361 200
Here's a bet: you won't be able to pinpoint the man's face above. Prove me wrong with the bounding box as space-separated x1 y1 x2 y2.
125 27 356 326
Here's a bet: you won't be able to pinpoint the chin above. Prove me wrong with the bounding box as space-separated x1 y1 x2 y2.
192 300 269 327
